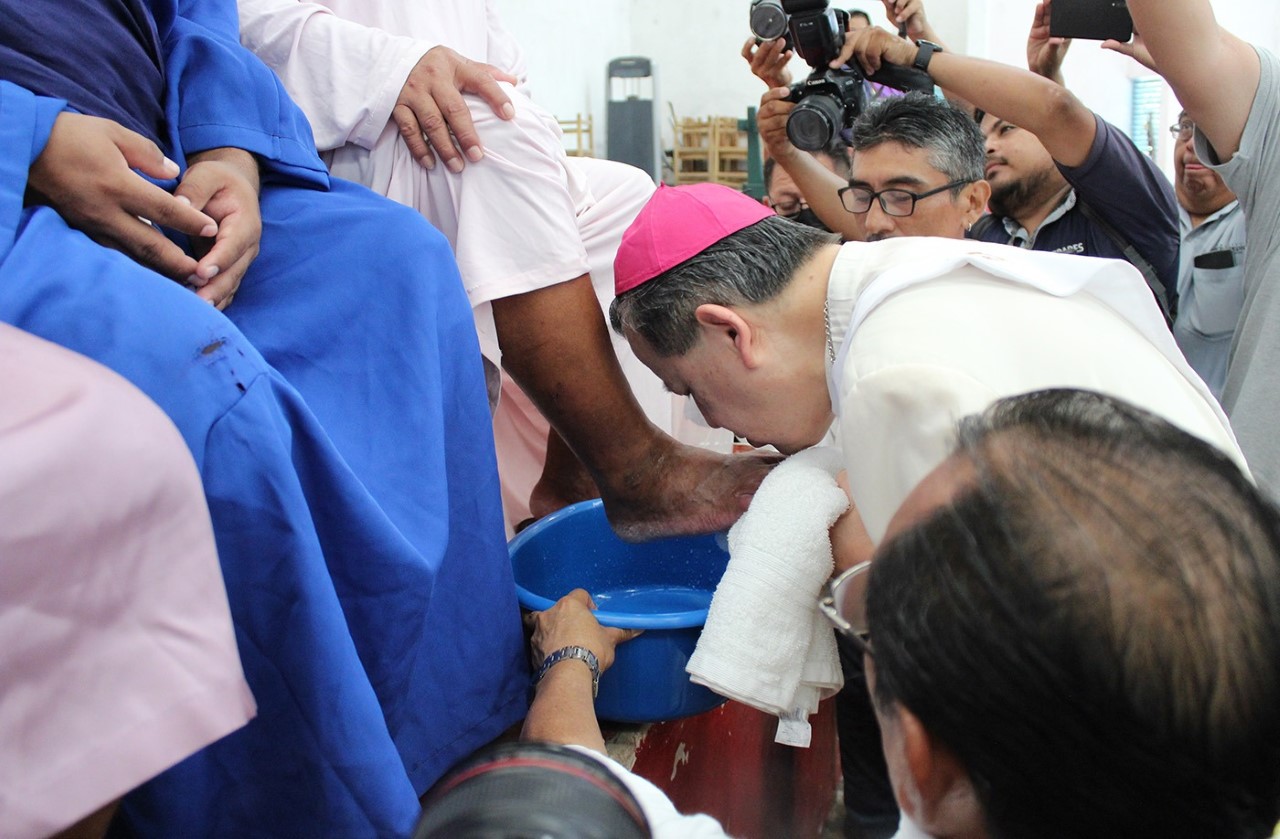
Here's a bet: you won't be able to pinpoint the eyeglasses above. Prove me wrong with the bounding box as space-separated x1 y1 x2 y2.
1168 119 1195 140
837 179 974 217
770 198 809 218
817 560 873 655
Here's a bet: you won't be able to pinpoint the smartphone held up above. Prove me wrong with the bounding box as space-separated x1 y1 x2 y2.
1049 0 1133 42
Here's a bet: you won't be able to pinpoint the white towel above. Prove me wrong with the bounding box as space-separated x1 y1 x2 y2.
686 446 849 747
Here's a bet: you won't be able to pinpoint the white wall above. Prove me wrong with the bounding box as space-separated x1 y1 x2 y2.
501 0 798 154
501 1 917 154
501 0 1280 175
498 0 629 147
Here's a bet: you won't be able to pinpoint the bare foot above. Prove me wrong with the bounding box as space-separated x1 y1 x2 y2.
598 441 781 542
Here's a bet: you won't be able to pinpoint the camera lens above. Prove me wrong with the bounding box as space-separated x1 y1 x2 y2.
749 0 788 41
787 94 842 151
415 743 650 839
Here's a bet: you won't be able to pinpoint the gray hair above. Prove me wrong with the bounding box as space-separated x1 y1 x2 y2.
609 215 838 357
850 92 986 186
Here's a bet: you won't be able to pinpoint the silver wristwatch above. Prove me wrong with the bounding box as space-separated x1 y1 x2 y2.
534 645 601 698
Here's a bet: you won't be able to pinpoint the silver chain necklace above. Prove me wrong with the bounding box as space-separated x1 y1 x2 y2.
823 299 836 364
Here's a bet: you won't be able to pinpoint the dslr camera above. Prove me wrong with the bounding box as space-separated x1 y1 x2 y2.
749 0 934 151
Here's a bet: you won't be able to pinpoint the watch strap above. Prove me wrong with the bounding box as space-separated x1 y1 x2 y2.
913 40 941 73
534 645 601 698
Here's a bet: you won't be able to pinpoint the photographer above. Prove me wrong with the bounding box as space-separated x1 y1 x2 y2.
743 0 942 239
753 88 988 246
840 0 1180 320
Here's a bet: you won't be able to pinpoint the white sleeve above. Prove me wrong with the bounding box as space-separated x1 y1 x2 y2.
237 0 435 151
839 363 998 544
563 746 736 839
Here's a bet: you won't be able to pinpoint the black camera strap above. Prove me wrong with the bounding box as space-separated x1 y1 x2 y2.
1075 199 1173 328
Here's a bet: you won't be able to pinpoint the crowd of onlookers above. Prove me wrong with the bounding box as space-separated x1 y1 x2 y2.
1 0 1278 837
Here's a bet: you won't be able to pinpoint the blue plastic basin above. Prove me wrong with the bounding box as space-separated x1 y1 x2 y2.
508 499 729 723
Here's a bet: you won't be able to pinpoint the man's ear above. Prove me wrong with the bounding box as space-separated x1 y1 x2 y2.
694 304 761 368
965 180 993 224
898 705 983 833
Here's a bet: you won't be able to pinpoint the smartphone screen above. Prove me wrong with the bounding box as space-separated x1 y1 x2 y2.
1049 0 1133 42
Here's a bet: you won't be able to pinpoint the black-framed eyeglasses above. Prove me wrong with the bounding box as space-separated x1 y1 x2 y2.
818 560 873 655
1168 119 1195 140
770 198 810 218
838 179 974 217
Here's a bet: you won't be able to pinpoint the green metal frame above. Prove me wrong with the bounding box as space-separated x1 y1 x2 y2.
740 106 765 198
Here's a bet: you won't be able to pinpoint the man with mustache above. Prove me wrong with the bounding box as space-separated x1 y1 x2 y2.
846 0 1180 321
1169 110 1246 399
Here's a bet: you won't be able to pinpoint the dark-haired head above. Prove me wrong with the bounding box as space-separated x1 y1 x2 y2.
867 389 1280 839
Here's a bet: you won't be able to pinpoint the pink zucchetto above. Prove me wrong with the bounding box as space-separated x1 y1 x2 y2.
613 183 774 295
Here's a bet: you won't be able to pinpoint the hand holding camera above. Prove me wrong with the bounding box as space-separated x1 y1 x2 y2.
749 0 933 152
837 24 918 78
755 85 799 162
741 34 795 88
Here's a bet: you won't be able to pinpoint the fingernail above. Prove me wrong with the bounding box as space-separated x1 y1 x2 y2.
447 157 464 174
162 157 180 175
200 223 217 238
466 146 484 163
422 155 436 170
200 265 220 280
501 103 515 119
186 274 205 288
175 195 192 205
